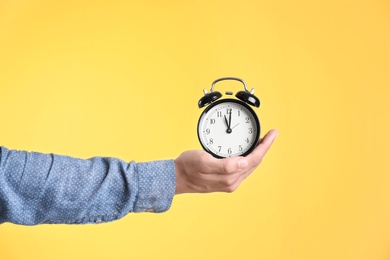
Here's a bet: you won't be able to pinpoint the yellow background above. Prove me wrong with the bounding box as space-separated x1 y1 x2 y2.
1 0 390 259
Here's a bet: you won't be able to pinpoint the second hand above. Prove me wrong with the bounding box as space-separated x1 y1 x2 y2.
231 123 240 129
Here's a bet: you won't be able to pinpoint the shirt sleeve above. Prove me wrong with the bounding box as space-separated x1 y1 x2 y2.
0 146 176 225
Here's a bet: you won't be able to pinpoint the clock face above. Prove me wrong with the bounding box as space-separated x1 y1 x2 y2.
197 99 260 158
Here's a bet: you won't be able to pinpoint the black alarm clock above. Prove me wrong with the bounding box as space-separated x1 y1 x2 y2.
197 77 261 158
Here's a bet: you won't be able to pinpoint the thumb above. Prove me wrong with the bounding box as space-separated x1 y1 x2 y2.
237 158 249 169
220 156 248 175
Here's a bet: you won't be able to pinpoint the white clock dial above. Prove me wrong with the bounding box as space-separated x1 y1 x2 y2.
197 99 260 158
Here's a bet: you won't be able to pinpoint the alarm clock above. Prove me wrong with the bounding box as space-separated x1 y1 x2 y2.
197 77 261 158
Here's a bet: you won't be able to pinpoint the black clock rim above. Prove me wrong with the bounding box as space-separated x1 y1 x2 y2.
197 98 261 159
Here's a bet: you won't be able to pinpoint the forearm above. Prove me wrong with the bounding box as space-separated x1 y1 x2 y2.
0 147 175 225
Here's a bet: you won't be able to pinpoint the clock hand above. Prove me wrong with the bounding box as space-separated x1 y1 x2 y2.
231 123 240 130
224 114 232 134
224 115 229 128
228 109 232 129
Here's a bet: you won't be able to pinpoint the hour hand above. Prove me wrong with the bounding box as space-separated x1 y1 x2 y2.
224 115 229 127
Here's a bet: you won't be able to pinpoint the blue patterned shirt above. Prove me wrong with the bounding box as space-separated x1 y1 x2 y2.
0 146 176 225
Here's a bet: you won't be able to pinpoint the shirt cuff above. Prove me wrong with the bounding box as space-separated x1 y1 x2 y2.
133 159 176 213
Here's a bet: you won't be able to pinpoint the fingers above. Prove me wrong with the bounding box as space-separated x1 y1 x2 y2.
218 129 278 174
202 129 278 176
198 151 238 175
245 129 278 168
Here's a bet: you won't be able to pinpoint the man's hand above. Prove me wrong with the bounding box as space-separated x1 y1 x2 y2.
174 129 278 194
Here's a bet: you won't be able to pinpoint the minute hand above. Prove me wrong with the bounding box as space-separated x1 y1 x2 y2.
228 109 232 129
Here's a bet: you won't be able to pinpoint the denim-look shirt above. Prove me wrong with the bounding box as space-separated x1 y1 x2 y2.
0 146 176 225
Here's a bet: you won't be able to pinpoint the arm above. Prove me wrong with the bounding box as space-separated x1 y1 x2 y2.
0 129 278 225
0 148 175 225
